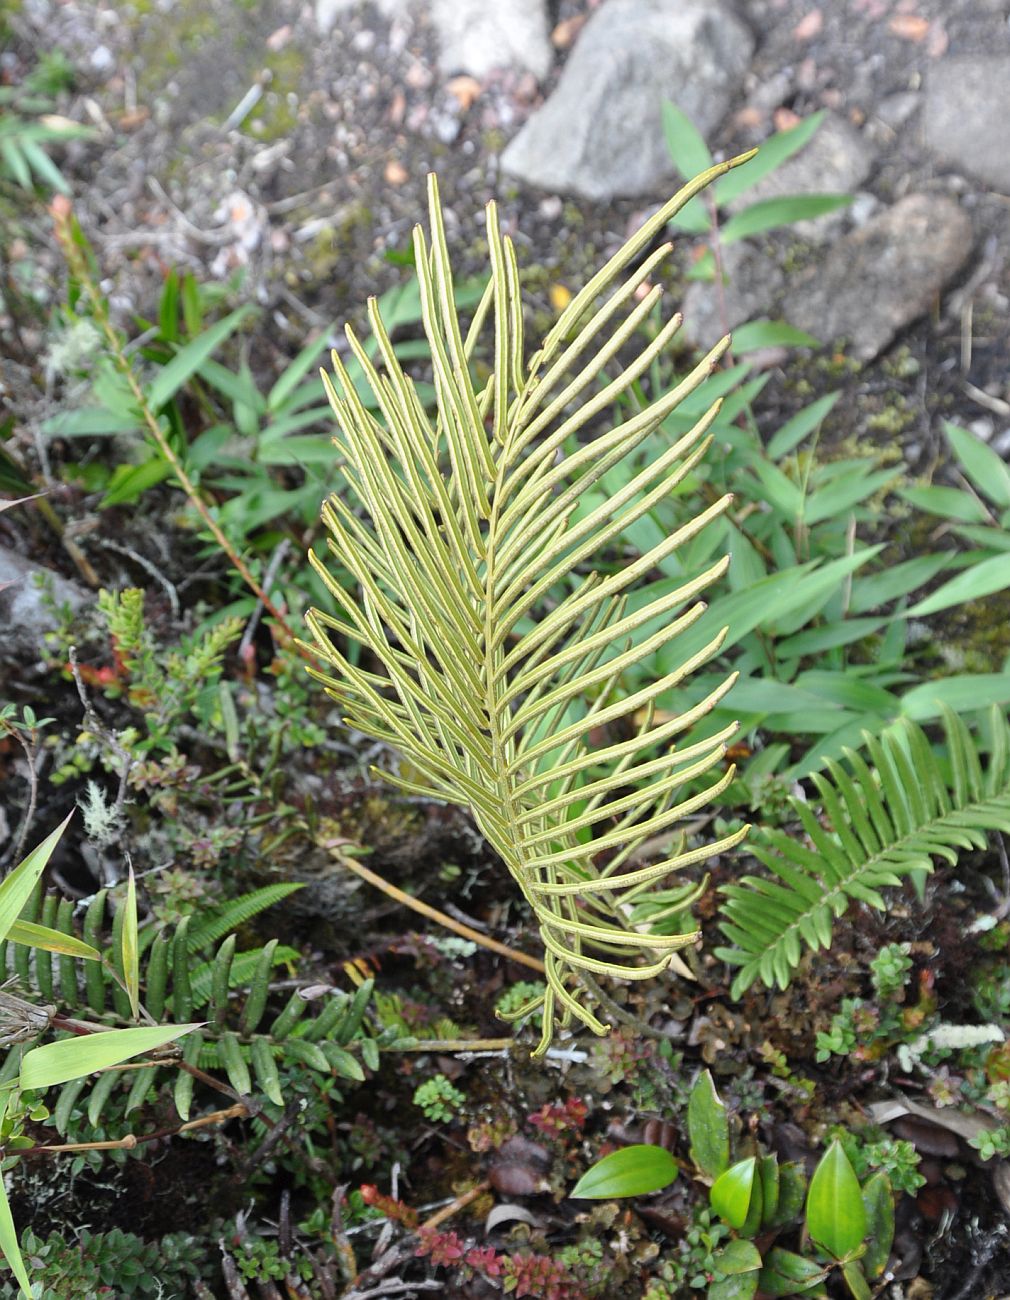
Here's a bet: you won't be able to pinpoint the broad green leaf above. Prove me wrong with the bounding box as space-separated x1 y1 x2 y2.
803 467 898 526
665 550 881 671
899 673 1010 721
669 194 713 235
848 553 953 614
20 1022 201 1091
897 484 989 524
842 1260 871 1300
709 1271 759 1300
721 195 851 243
1 137 31 190
197 357 266 414
953 524 1010 553
662 101 714 182
7 920 99 961
775 617 887 660
258 435 341 467
806 1140 867 1260
23 140 71 193
758 1247 829 1296
0 1162 31 1298
860 1172 894 1279
740 1169 765 1238
0 816 72 945
711 1157 757 1229
766 391 842 459
794 671 897 716
42 407 142 437
688 1070 730 1180
766 1161 807 1230
267 327 335 412
148 306 253 412
945 421 1010 508
123 865 140 1019
903 553 1010 618
759 1154 780 1226
100 456 172 507
569 1144 678 1199
716 1239 763 1274
731 320 820 353
159 269 180 342
714 112 827 205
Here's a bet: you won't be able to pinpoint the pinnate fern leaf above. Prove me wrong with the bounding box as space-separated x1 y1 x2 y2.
716 706 1010 996
304 166 756 1054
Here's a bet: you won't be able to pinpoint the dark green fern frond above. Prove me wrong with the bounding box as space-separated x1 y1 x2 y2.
716 706 1010 996
0 890 377 1131
187 883 304 950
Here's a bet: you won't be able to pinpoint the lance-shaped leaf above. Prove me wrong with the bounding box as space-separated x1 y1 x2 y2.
7 920 99 961
304 164 754 1055
122 864 140 1019
0 1151 31 1298
570 1144 678 1199
20 1022 201 1091
0 815 73 944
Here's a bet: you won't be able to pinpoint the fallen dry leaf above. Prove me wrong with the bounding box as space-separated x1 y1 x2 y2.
117 107 150 130
927 22 948 57
734 105 766 130
266 24 292 51
793 8 824 41
551 15 586 49
446 75 482 112
888 14 930 40
384 159 409 186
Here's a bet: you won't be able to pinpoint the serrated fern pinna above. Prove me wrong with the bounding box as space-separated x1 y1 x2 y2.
304 167 756 1055
717 706 1010 996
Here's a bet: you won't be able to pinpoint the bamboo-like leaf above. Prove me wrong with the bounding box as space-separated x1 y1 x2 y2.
20 1023 201 1091
7 920 99 961
122 865 140 1019
717 706 1010 994
305 166 754 1054
0 815 73 944
0 1140 31 1297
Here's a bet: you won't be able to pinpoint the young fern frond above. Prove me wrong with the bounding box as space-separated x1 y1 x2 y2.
304 165 756 1055
716 706 1010 997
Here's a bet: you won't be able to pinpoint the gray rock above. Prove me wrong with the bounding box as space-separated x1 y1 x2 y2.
925 56 1010 194
782 194 973 361
431 0 552 79
0 546 90 665
681 243 787 350
726 113 874 242
500 0 754 201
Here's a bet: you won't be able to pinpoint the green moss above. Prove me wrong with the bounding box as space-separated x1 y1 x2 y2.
866 396 914 438
248 46 308 141
934 592 1010 675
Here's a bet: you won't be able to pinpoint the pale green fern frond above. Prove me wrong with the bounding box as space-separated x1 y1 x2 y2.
304 166 754 1055
717 705 1010 997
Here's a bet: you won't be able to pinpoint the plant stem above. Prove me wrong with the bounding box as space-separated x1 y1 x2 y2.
15 1102 248 1155
50 197 299 649
328 845 545 974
